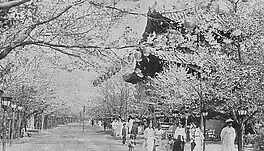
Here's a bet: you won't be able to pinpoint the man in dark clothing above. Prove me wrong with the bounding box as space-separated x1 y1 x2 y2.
131 121 138 140
91 119 94 126
103 120 107 131
122 123 127 145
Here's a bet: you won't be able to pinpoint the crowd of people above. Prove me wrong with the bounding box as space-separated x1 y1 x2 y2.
91 117 237 151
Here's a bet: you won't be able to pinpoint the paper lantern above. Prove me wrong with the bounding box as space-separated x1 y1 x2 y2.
215 2 231 15
106 72 111 78
134 51 142 61
103 73 108 79
93 80 98 86
127 53 134 62
215 4 220 14
142 46 151 56
184 18 196 30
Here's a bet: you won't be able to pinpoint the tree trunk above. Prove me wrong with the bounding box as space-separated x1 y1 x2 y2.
43 115 48 129
237 124 244 151
33 113 38 129
41 114 44 132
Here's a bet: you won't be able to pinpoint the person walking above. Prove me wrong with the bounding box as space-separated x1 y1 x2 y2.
190 123 204 151
144 122 155 151
103 120 107 131
91 119 94 126
117 118 123 137
122 123 128 145
98 120 102 128
220 119 236 151
131 121 139 140
127 134 136 151
128 117 135 134
154 124 164 151
173 123 186 151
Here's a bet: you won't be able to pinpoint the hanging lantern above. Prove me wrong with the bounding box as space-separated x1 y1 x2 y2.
128 53 134 62
103 73 108 79
215 4 220 14
111 67 116 75
184 18 196 30
215 2 231 15
116 64 121 71
134 51 142 62
260 36 264 43
106 72 111 78
142 46 151 56
93 80 98 87
98 76 103 84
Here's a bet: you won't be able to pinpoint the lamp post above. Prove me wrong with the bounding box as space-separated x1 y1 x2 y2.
10 101 17 146
237 109 247 116
255 123 262 150
1 95 12 151
237 108 247 151
17 106 23 138
82 105 85 135
173 113 177 118
202 110 208 151
172 109 179 123
185 104 190 129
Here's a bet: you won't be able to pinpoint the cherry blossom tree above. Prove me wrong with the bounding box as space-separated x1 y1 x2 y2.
128 0 264 150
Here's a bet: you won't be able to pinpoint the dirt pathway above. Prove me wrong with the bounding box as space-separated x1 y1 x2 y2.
6 123 144 151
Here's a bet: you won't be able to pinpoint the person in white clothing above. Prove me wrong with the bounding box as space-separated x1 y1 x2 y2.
190 123 204 151
116 118 122 137
128 118 135 134
111 119 118 136
220 119 236 151
144 122 155 151
154 124 164 151
173 123 186 151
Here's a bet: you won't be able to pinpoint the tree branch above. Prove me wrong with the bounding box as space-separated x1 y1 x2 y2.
244 109 259 124
0 0 30 9
33 5 73 27
231 108 239 123
0 2 82 60
89 1 144 16
44 107 69 116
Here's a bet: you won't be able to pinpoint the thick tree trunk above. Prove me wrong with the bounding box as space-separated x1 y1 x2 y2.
237 124 244 151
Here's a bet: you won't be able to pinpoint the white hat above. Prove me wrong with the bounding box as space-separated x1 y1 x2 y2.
226 119 233 123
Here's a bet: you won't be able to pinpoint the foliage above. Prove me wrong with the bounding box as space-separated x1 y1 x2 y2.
0 0 145 118
134 0 264 124
0 0 142 72
0 49 64 116
95 81 131 118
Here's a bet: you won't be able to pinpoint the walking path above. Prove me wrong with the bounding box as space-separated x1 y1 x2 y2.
6 123 145 151
5 123 255 151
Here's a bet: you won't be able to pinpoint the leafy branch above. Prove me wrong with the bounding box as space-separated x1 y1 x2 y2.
0 0 30 9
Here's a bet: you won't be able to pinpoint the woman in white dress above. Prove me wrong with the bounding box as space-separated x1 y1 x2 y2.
220 119 236 151
190 123 204 151
144 122 155 151
173 123 186 151
155 124 164 151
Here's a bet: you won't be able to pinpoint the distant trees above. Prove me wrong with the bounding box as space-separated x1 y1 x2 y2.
94 81 131 119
